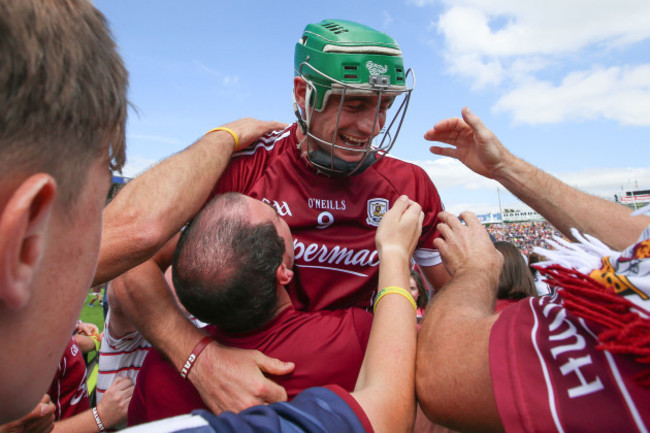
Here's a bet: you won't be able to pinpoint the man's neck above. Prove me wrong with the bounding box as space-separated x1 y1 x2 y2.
272 286 293 318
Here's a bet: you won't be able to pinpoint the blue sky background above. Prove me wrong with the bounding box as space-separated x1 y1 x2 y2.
95 0 650 215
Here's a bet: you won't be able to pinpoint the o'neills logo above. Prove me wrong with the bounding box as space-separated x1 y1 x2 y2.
294 239 380 267
308 198 346 211
366 198 388 227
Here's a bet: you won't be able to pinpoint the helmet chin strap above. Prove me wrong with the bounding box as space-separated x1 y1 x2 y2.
307 147 378 176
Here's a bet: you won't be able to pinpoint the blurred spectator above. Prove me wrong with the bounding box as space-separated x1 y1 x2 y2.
486 221 565 255
410 269 429 328
528 251 552 295
493 241 538 312
88 284 104 308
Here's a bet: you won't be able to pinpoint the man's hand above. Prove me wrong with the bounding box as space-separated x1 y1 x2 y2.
424 107 513 180
433 211 503 284
96 376 134 428
376 195 423 262
75 321 99 336
208 118 288 152
190 343 295 414
0 394 54 433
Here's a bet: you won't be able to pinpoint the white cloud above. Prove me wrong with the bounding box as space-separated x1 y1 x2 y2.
426 0 650 124
494 64 650 125
437 0 650 57
406 0 436 6
222 76 240 86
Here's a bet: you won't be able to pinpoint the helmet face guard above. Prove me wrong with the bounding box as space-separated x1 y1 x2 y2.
293 20 415 176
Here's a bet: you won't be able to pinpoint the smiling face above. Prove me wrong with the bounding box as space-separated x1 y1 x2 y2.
307 93 394 163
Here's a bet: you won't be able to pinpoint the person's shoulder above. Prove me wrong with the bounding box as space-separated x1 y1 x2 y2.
231 124 295 161
372 154 428 177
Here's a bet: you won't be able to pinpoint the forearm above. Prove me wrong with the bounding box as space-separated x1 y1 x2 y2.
416 269 501 432
496 154 649 250
52 409 110 433
95 131 235 285
354 250 416 433
111 263 207 372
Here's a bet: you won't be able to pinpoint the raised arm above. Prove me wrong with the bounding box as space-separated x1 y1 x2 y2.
95 118 287 285
112 234 294 415
351 195 422 433
416 211 503 432
425 107 649 250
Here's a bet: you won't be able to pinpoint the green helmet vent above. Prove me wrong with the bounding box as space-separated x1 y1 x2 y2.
322 22 349 34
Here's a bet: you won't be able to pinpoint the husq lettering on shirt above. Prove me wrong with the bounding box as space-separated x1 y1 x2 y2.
540 300 604 398
293 238 380 267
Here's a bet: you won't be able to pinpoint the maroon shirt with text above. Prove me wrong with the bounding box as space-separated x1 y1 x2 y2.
212 123 444 311
490 294 650 432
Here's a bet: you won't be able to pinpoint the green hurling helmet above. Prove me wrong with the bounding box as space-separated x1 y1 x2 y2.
295 19 407 110
293 19 415 176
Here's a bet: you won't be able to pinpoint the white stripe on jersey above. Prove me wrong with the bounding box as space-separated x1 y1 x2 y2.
121 413 210 432
232 128 291 157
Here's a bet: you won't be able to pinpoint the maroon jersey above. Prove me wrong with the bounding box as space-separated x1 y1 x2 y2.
213 123 444 311
490 294 650 432
128 305 372 425
48 337 90 420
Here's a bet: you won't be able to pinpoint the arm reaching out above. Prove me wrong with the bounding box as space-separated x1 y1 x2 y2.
417 211 503 432
425 107 650 250
95 118 287 285
351 196 422 433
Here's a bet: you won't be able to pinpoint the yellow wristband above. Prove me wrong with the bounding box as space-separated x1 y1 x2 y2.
373 286 418 314
205 127 240 151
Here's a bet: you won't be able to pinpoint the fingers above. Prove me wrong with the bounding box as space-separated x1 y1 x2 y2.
256 353 295 376
429 145 459 159
457 210 481 228
461 107 492 142
437 211 466 233
259 378 289 405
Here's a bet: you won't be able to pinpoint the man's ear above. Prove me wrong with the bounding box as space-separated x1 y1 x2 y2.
293 76 307 110
276 263 294 286
0 174 57 310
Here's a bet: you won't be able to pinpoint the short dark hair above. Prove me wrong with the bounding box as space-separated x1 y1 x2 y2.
172 193 285 333
494 241 537 300
0 0 128 205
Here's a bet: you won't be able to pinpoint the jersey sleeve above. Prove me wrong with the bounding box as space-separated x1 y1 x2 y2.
210 132 285 199
412 164 444 267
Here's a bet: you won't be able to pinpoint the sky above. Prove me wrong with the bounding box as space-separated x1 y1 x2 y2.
95 0 650 215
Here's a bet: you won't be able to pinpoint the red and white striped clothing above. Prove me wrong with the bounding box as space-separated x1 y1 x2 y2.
95 310 151 404
212 123 445 312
